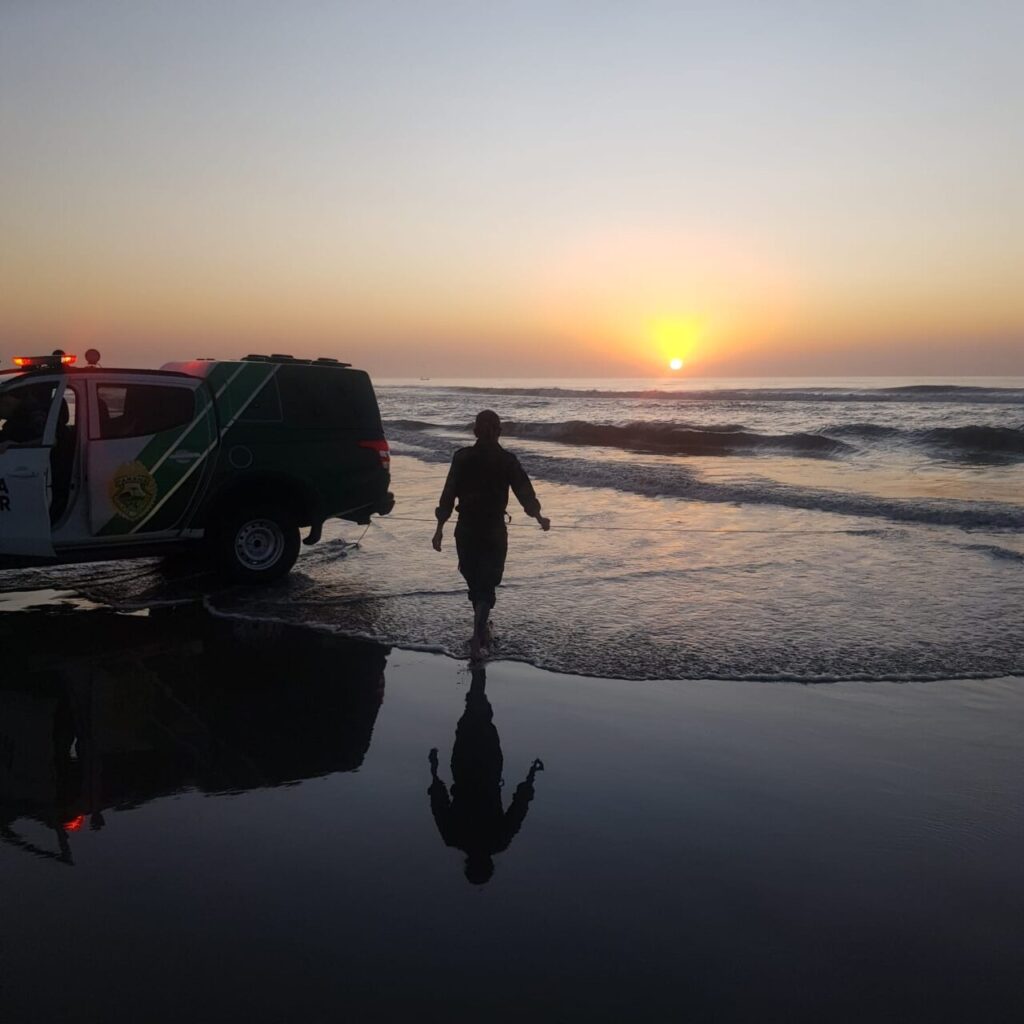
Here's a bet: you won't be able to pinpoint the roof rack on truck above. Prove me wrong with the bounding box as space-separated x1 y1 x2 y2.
241 354 352 367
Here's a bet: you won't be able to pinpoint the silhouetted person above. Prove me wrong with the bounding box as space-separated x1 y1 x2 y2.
432 409 550 658
428 667 543 884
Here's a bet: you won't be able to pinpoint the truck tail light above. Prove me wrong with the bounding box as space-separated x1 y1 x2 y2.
359 439 390 468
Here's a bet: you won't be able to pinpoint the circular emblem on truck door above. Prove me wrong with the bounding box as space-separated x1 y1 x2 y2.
228 445 254 469
110 461 158 521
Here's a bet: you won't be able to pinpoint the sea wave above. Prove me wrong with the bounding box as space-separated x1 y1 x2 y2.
824 423 903 439
387 418 848 457
958 544 1024 563
922 425 1024 457
386 417 1024 461
386 426 1024 530
399 384 1024 405
502 420 851 456
881 384 1003 393
830 422 1024 459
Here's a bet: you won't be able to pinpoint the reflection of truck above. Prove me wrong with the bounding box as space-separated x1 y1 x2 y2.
0 351 394 581
0 608 389 863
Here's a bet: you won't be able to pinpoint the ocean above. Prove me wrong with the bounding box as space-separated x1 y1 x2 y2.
9 376 1023 681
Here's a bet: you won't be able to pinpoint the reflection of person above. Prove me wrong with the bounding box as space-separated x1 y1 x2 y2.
0 386 49 454
428 667 543 884
431 410 551 658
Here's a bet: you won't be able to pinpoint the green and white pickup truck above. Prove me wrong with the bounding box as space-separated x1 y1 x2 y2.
0 351 394 582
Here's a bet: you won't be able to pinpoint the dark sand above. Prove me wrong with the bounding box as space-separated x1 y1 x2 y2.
2 594 1023 1022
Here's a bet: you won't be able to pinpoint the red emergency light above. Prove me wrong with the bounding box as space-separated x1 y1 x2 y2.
12 353 77 368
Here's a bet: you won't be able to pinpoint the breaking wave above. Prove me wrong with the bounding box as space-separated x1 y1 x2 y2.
387 419 849 457
498 420 851 456
922 425 1024 457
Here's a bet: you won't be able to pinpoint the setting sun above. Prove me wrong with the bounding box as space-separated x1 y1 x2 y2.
652 317 704 371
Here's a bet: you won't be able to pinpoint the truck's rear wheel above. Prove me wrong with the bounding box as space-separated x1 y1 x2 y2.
215 505 300 583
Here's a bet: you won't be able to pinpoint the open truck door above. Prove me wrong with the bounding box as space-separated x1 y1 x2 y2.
0 375 65 559
0 447 55 557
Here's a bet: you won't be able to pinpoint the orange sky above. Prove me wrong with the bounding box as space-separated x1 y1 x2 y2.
2 2 1021 376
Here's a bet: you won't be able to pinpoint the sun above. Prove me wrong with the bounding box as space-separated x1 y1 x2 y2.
652 316 703 371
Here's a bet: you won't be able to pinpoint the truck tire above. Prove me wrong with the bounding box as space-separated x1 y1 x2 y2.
214 504 300 584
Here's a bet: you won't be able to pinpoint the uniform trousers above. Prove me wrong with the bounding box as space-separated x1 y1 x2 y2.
454 520 508 609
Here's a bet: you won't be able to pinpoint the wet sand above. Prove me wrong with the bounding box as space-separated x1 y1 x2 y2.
2 594 1023 1023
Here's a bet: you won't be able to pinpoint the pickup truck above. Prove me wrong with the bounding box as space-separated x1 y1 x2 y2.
0 351 394 582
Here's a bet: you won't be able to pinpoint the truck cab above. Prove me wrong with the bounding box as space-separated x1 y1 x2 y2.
0 352 393 582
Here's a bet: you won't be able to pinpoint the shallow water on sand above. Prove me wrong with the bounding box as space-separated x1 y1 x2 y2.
5 449 1022 681
2 605 1023 1023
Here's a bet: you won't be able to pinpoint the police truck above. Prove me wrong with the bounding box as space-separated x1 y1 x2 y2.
0 351 394 582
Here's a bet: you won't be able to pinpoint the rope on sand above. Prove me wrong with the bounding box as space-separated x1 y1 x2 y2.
323 523 372 555
377 515 876 536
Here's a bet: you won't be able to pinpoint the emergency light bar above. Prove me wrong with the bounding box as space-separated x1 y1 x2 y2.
12 353 77 368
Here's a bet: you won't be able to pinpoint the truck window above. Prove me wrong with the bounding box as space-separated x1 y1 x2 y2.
96 383 195 439
276 367 381 430
0 380 57 445
238 376 283 423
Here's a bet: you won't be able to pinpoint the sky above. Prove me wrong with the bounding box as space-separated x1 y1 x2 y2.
1 0 1022 377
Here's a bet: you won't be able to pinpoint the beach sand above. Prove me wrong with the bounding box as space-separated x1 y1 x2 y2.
2 593 1023 1022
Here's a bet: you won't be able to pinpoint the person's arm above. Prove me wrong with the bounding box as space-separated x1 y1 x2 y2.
508 455 550 531
432 452 462 550
498 759 544 852
427 748 456 846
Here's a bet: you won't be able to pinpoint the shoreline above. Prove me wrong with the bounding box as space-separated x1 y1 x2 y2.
4 582 1021 685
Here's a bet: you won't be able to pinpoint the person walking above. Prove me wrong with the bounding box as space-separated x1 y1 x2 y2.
432 409 550 658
